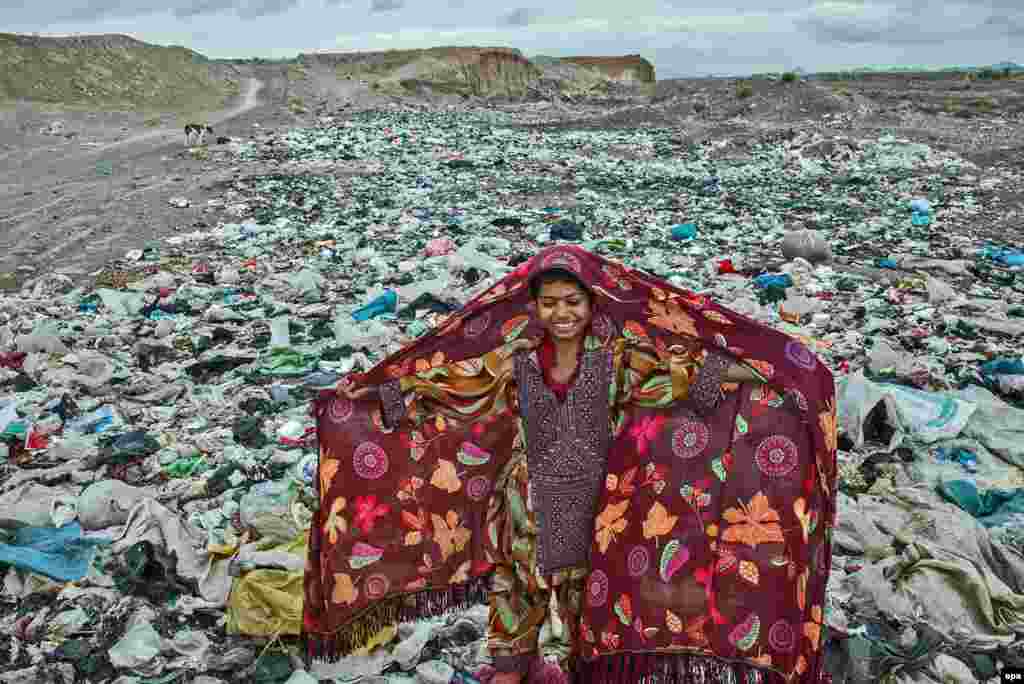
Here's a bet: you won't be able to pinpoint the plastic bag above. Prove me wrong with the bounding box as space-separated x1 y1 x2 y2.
925 275 957 304
96 288 147 318
240 480 302 543
395 278 451 304
108 621 163 669
16 322 69 354
270 316 291 348
838 371 977 449
293 269 324 299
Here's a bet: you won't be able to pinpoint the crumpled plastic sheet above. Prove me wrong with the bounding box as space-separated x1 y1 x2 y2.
837 371 977 449
110 498 233 606
835 486 1024 650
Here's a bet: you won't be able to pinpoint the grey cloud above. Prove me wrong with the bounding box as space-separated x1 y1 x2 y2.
500 8 538 26
985 12 1024 37
370 0 404 11
796 15 898 44
172 0 238 19
656 39 798 67
795 1 1022 45
4 0 300 22
235 0 299 19
54 0 166 22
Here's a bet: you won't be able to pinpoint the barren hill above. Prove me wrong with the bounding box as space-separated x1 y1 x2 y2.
0 32 243 114
0 33 655 113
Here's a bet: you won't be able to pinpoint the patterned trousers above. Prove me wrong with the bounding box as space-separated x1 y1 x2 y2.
486 453 588 679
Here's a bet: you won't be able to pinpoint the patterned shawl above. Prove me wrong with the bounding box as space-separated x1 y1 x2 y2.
304 245 837 684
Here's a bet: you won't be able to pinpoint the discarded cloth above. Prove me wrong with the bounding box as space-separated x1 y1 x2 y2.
0 522 108 581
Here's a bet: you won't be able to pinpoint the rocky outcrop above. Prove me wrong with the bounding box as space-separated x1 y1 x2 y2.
300 46 542 97
300 47 654 99
557 55 655 83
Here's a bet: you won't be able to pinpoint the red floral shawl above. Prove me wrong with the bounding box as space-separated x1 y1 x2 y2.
304 245 837 684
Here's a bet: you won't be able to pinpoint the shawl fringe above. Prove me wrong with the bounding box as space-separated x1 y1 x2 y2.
573 652 788 684
303 575 490 664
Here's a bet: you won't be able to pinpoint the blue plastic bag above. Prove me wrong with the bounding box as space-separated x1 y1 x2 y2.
352 290 398 322
979 245 1024 267
753 273 793 289
670 223 697 241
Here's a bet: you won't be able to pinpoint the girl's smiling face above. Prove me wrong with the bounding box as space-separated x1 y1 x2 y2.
534 278 593 343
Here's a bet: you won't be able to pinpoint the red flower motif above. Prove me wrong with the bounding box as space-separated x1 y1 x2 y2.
630 415 666 456
353 495 390 534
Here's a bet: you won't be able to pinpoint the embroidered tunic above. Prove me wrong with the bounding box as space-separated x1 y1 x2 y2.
379 343 729 571
515 349 613 574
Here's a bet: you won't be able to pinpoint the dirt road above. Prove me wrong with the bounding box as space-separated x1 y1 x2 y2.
0 76 294 281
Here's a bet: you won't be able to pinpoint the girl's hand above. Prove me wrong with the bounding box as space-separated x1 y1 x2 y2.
336 376 377 400
724 363 762 383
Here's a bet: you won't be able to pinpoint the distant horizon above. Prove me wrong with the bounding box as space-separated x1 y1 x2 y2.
6 30 1015 80
4 2 1019 81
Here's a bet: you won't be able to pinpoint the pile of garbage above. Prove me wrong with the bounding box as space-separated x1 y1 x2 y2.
1 103 1023 684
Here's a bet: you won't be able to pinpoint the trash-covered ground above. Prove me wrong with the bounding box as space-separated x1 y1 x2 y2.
2 86 1024 684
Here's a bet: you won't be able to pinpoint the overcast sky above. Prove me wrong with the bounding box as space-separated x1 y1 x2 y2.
4 0 1020 78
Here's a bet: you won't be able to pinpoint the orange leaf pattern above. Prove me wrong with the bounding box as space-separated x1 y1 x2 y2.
430 459 462 493
739 560 760 585
804 604 822 651
323 497 347 545
647 297 700 338
320 457 339 497
331 573 358 605
722 492 785 548
415 351 446 373
819 398 838 454
665 609 684 634
797 567 809 611
432 510 471 561
642 501 679 540
401 507 427 546
595 499 630 553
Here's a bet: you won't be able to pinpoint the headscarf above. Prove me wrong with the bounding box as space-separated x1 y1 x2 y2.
305 244 837 684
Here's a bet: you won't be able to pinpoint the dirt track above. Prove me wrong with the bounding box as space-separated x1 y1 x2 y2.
0 75 297 281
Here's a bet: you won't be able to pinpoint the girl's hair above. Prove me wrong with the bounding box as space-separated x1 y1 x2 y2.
529 267 592 301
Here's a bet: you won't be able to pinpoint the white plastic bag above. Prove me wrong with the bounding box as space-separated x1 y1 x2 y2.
270 316 291 348
96 289 146 318
925 276 957 304
108 621 163 669
838 371 977 450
